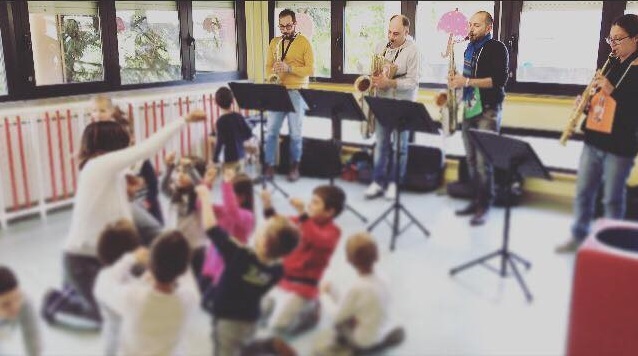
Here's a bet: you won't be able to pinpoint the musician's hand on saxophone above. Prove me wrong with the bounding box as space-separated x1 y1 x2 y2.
273 60 290 74
448 73 467 89
371 74 393 90
592 72 615 96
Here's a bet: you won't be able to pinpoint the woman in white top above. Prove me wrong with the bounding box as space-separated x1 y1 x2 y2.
41 110 205 327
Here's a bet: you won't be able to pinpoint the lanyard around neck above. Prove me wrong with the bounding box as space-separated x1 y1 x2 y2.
280 34 297 61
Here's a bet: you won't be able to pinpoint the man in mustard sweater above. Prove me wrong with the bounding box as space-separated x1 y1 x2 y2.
265 9 314 182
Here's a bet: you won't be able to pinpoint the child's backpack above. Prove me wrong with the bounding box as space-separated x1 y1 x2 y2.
342 149 374 184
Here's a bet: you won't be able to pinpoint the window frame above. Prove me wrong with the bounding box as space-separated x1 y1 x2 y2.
267 1 632 96
499 1 627 96
0 0 248 102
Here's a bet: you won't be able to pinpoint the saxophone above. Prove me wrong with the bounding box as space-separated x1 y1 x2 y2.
355 53 395 139
559 52 614 145
436 33 464 136
267 37 284 84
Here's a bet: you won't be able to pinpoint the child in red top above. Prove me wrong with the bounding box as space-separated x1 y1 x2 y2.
260 185 346 336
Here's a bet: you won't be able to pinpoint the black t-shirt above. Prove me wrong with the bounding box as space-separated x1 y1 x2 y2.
474 39 509 109
213 113 253 163
584 51 638 157
206 226 283 321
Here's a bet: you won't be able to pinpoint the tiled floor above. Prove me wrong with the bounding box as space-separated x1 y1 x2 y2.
0 176 576 355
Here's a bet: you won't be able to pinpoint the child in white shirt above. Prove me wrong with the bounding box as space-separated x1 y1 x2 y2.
116 231 200 356
93 219 147 356
317 232 404 355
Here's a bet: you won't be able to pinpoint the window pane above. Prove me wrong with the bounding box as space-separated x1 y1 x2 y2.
344 1 401 74
0 29 7 95
28 1 104 86
116 1 181 85
274 1 331 78
193 1 238 73
627 1 638 14
416 1 494 84
517 1 602 85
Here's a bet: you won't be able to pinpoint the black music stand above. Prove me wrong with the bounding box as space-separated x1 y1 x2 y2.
365 96 439 251
299 89 368 223
449 129 552 302
229 82 294 198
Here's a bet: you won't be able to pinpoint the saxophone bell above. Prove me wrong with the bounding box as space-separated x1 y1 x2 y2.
266 73 281 84
354 75 372 93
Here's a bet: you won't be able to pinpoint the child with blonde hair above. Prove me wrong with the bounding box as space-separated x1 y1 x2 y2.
316 232 405 355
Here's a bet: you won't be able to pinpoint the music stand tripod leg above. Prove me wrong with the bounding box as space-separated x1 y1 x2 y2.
346 204 368 223
326 132 367 223
507 255 534 302
449 249 501 275
368 126 430 250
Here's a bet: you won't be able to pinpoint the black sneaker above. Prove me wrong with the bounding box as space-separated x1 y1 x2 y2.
41 289 62 324
455 202 477 216
383 327 406 347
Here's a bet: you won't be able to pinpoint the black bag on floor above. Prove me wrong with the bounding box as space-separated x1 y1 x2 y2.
299 138 341 178
277 136 341 178
403 144 445 192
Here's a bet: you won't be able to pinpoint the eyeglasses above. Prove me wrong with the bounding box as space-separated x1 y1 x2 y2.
278 23 294 30
605 36 630 45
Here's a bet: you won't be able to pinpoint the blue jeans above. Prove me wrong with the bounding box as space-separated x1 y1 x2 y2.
372 122 409 187
461 106 502 208
265 90 306 166
571 143 635 241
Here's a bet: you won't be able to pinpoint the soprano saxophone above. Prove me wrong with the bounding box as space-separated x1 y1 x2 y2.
559 52 615 145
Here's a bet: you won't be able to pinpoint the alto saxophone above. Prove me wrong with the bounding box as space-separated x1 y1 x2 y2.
559 52 615 145
267 37 283 84
354 53 394 139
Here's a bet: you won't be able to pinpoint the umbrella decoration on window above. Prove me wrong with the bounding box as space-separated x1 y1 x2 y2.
295 12 314 40
437 8 468 39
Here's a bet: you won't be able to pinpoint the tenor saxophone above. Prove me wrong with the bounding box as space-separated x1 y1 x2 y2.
559 53 615 145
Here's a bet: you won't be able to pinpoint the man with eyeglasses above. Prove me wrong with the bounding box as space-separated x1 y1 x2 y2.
448 10 509 227
264 9 314 182
556 14 638 254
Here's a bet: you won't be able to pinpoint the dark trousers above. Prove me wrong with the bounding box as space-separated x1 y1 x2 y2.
44 253 102 324
461 106 502 208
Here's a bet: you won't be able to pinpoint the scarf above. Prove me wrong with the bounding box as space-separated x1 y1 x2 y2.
463 33 492 101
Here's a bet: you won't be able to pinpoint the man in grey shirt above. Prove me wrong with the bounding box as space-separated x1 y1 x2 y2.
0 266 42 356
364 14 421 201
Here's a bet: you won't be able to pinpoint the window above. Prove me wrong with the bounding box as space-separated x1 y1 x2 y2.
0 28 7 95
27 1 104 86
115 1 181 85
516 1 603 85
274 1 331 78
627 1 638 14
193 1 238 73
416 1 494 84
344 1 401 74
